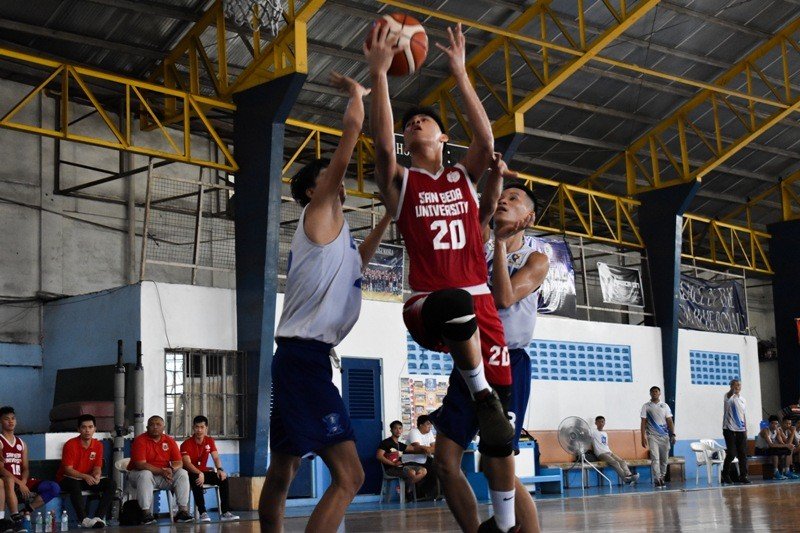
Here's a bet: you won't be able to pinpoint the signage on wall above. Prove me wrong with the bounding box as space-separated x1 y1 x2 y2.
356 240 404 302
597 262 644 307
678 274 747 335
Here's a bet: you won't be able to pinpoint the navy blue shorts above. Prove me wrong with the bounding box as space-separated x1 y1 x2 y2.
270 338 355 457
430 348 531 453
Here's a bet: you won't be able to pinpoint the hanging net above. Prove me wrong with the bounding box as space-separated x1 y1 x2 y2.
223 0 284 35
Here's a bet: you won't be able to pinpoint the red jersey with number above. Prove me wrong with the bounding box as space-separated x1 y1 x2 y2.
1 435 25 480
395 164 487 292
180 436 217 472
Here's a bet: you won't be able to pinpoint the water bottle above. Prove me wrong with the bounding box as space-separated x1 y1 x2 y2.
44 511 52 533
60 510 68 532
35 511 43 533
21 513 31 532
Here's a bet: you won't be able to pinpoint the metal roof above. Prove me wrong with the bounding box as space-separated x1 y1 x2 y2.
0 0 799 231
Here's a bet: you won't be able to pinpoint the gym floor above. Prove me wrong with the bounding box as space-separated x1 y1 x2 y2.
99 477 799 531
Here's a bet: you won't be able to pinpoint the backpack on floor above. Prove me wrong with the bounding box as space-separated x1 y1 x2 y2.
119 500 143 526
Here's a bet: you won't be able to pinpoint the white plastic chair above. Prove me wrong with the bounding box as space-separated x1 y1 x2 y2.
692 440 728 484
115 458 174 517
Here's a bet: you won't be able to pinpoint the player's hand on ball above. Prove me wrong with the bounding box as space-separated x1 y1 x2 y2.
435 22 467 76
364 22 399 74
330 71 370 99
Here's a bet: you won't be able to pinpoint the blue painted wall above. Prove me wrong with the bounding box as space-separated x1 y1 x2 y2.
19 285 142 432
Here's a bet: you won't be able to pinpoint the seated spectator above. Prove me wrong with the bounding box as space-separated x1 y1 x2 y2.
127 415 193 524
0 406 60 531
590 416 639 485
57 414 116 528
180 416 239 523
755 415 797 480
376 420 427 494
404 415 437 499
794 420 800 471
780 417 799 473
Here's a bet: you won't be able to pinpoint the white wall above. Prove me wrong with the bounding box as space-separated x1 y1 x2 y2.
675 329 761 440
139 281 238 420
524 315 664 430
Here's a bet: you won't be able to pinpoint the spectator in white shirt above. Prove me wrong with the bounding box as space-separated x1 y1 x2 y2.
721 379 750 484
590 416 639 485
640 386 676 489
404 415 437 499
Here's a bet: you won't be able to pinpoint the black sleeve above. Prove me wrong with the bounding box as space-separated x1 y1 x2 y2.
398 441 407 453
378 438 394 453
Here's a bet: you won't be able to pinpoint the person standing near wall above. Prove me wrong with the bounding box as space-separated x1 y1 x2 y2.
640 387 676 488
258 72 392 533
721 379 750 484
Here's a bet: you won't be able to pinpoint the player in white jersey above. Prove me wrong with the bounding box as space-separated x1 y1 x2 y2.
721 379 750 484
640 386 675 488
259 73 391 533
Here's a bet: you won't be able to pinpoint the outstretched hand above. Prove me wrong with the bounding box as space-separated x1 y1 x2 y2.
435 22 467 76
495 212 534 243
363 23 399 75
490 152 518 182
330 71 370 99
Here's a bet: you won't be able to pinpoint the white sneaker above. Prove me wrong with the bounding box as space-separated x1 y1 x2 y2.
91 518 105 529
80 518 94 529
220 512 239 522
199 512 211 523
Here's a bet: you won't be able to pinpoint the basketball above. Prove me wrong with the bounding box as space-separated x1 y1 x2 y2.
365 13 428 76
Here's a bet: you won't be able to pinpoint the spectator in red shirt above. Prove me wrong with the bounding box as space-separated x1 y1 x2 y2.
127 415 193 524
180 415 239 522
57 414 116 528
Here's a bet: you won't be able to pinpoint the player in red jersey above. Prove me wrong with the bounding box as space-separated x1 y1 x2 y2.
366 23 519 533
1 406 60 532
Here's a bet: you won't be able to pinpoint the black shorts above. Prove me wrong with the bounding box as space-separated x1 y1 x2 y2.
755 447 790 456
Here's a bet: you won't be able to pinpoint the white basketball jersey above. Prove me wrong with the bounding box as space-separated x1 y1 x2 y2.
276 208 363 346
723 393 747 432
485 235 540 349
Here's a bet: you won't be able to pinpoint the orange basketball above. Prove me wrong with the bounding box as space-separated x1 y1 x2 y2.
365 13 428 76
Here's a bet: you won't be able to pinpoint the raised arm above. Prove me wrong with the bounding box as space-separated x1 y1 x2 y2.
365 25 404 216
358 212 393 266
437 23 493 180
480 153 512 234
491 244 548 310
304 72 370 245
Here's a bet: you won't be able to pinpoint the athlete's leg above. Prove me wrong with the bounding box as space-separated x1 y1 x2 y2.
435 435 480 533
514 477 540 533
4 478 18 514
259 452 302 531
483 455 517 529
307 440 364 533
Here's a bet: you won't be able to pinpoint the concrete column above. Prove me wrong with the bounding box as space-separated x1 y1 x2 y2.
636 180 699 415
767 219 800 406
233 73 305 476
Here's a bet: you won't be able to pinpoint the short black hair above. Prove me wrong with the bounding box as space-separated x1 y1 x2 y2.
769 415 780 423
417 415 431 427
503 179 538 214
77 414 96 427
290 159 328 207
389 420 403 430
193 415 209 426
0 406 14 417
401 106 445 134
650 386 661 393
147 415 164 424
595 416 605 421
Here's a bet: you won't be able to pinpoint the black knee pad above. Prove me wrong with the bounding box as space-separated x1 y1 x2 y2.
421 288 477 341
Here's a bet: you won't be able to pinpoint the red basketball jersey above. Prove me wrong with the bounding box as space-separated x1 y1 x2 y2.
395 164 487 292
1 435 25 479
